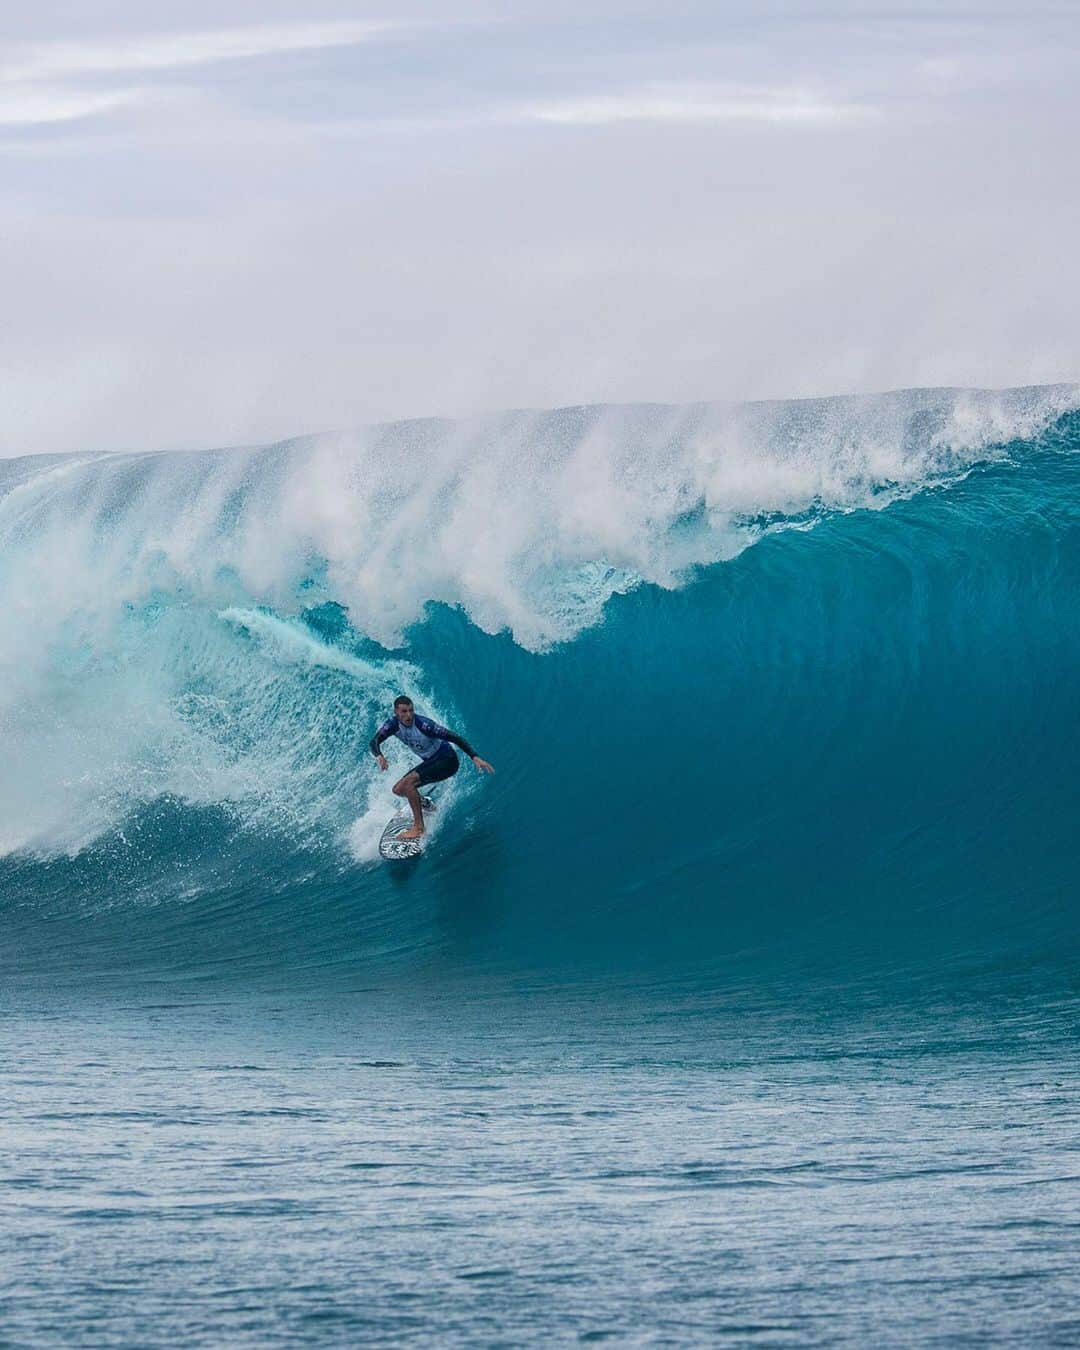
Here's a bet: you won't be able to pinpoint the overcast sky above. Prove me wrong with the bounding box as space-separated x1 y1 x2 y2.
1 1 1077 454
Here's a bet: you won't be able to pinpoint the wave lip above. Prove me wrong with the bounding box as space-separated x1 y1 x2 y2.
1 383 1075 653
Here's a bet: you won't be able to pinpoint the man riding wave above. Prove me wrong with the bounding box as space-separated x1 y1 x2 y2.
370 695 494 841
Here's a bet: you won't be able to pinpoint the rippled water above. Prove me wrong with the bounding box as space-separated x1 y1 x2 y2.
3 988 1077 1346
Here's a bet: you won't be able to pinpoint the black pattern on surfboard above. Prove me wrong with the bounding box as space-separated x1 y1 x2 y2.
378 796 437 860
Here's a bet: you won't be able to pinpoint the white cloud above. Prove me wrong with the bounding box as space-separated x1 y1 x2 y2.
0 20 398 83
525 83 876 127
0 84 145 126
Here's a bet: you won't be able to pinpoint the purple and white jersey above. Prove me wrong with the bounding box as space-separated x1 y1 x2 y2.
370 713 476 763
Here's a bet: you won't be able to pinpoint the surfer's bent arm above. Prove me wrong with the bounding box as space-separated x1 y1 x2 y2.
369 717 398 761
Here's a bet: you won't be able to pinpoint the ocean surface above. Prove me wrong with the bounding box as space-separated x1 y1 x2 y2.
1 385 1079 1344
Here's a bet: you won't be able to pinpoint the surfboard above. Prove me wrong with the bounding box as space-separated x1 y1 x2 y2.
378 796 436 861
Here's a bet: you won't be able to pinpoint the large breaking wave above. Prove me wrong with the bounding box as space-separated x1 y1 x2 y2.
1 385 1078 994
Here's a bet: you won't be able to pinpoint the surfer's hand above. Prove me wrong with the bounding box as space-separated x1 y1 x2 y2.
473 756 495 774
376 754 388 771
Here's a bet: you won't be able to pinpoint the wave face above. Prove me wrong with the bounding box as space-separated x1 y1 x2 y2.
1 385 1078 994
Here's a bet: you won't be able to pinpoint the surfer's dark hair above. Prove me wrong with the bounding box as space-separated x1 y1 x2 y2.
393 695 413 709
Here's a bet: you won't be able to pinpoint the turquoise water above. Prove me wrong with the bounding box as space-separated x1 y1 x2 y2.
1 387 1079 1342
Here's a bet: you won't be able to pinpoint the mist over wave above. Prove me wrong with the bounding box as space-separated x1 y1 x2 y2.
1 384 1077 994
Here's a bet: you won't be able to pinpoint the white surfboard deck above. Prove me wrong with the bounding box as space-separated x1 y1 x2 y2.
378 796 436 861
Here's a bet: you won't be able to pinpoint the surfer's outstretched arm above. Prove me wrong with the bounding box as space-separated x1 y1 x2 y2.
421 719 495 774
437 728 478 758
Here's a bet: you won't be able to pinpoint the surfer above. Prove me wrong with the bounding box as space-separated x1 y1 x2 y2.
370 695 494 841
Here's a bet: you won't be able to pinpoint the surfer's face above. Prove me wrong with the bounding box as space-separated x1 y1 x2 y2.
397 705 414 727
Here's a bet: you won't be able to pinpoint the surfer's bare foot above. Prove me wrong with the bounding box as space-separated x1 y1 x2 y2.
397 825 425 841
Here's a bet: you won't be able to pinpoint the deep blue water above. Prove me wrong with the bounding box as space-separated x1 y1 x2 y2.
1 387 1078 1343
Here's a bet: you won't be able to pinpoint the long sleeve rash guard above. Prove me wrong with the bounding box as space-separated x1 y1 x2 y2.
369 713 477 763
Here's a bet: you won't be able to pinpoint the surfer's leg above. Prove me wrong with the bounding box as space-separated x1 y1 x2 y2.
393 749 458 840
392 770 425 839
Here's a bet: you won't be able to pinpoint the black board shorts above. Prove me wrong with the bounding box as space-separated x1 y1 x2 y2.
414 746 460 786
